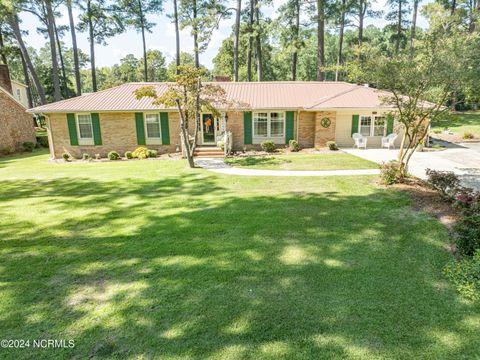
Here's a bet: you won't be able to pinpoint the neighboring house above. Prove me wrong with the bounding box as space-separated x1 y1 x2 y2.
11 80 29 109
28 81 402 159
0 65 36 153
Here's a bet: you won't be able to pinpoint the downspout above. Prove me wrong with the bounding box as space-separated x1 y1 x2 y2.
296 110 300 142
44 114 55 160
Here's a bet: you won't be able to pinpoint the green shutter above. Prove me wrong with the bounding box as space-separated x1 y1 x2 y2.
244 111 252 145
67 113 78 146
135 112 146 145
351 115 359 136
387 114 394 134
91 113 102 145
285 111 295 144
160 112 170 145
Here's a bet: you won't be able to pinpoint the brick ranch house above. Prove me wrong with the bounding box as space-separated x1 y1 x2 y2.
0 65 36 153
28 81 403 159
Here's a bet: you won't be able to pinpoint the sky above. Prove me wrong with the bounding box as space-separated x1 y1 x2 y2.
18 0 431 70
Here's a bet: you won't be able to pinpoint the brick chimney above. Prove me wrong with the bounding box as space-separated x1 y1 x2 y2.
0 64 13 94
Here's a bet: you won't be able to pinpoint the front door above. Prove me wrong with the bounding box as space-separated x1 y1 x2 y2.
202 114 216 144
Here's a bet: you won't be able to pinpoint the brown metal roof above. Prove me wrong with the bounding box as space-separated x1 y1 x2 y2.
28 81 394 113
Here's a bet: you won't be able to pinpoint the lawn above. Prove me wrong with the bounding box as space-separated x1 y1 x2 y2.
0 150 479 359
225 152 378 170
431 111 480 138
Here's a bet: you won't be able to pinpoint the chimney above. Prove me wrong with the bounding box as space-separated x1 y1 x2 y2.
0 64 13 94
214 76 231 82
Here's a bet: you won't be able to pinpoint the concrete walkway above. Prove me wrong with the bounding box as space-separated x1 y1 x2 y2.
194 158 380 177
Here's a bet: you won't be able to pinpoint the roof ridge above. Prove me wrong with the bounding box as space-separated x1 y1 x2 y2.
307 84 363 109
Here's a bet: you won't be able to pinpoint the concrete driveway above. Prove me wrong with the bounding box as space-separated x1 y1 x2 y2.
343 143 480 190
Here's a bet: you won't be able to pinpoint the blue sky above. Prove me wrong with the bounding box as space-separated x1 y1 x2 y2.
18 0 430 69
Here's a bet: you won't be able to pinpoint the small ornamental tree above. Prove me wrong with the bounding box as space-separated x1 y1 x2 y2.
134 65 234 168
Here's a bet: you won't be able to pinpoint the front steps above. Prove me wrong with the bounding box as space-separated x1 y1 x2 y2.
194 146 224 158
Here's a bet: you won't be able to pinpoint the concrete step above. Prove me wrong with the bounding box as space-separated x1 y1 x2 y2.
194 152 224 157
195 154 225 158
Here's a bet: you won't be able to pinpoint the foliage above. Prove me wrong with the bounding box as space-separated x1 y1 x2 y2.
326 141 338 151
132 147 149 159
22 141 35 152
62 152 70 161
125 151 133 159
217 141 225 150
82 153 91 161
463 131 474 139
425 169 460 200
95 153 101 160
36 136 49 148
288 139 300 152
444 250 480 301
455 214 480 257
0 145 15 156
146 149 158 158
261 140 276 153
453 188 480 215
108 151 120 160
380 160 405 185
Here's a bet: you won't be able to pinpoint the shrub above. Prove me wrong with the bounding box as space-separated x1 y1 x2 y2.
326 141 339 151
22 141 35 152
217 141 225 150
444 250 480 301
261 140 276 153
453 188 480 215
95 154 101 160
146 149 158 158
463 131 475 140
380 160 404 185
62 153 70 161
132 147 148 159
108 151 120 160
82 153 91 161
425 169 460 201
125 151 133 159
0 146 15 156
433 129 442 134
455 213 480 257
289 139 300 152
37 136 49 148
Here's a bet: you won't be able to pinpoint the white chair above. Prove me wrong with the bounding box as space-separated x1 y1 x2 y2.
352 133 368 149
381 133 398 149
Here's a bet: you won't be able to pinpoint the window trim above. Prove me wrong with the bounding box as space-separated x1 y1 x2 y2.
252 111 286 140
75 113 94 146
144 112 162 145
358 114 388 137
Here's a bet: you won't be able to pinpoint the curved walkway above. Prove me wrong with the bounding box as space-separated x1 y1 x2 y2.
195 158 380 177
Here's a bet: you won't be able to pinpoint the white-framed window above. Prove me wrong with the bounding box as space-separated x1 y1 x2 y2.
76 113 94 145
359 115 387 137
16 89 21 102
145 113 162 144
253 111 285 139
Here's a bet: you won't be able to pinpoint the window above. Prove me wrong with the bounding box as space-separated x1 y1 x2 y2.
373 116 386 136
76 114 94 145
359 116 371 136
16 89 21 102
253 111 285 139
145 113 161 144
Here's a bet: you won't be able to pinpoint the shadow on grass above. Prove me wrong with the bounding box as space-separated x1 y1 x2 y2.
432 112 480 130
0 175 479 359
0 149 49 168
226 156 290 168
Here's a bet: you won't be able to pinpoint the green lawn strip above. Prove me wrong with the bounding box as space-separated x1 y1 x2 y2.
225 153 378 171
431 111 480 137
0 152 478 359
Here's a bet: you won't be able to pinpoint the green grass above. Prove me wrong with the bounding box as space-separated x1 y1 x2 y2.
431 111 480 137
225 153 378 171
0 149 479 359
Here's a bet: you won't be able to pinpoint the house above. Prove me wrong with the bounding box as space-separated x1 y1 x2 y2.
0 64 36 153
28 81 402 159
11 80 30 109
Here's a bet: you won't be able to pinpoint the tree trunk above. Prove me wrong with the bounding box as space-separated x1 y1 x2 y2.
358 0 364 46
410 0 418 51
395 0 402 54
254 0 262 81
335 0 346 81
53 17 68 98
193 0 200 68
451 0 457 15
234 0 241 81
0 26 8 64
87 0 97 92
292 0 300 81
176 100 195 168
45 0 61 101
138 0 148 81
247 0 254 81
19 50 34 108
173 0 180 74
8 14 46 104
67 0 81 95
316 0 325 81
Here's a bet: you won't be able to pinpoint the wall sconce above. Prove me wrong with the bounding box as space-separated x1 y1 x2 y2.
224 114 229 123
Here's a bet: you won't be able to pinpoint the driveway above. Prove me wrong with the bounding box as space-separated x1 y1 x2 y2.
343 143 480 190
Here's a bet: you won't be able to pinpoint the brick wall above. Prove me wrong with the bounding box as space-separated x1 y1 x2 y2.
298 111 315 148
314 111 336 147
47 112 181 159
0 90 36 152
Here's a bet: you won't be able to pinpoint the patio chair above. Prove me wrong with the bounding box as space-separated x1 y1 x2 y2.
381 133 398 149
352 133 368 149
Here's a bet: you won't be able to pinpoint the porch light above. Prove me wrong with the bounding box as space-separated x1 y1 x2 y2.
224 114 229 123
